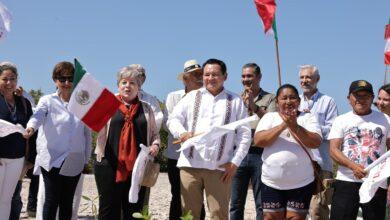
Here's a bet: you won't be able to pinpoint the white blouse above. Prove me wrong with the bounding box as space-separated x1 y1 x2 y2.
27 92 92 177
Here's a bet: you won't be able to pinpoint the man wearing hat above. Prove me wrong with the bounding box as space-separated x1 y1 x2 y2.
164 59 204 220
329 80 390 220
230 63 275 220
167 58 251 220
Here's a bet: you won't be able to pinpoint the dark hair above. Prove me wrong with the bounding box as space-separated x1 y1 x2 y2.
379 84 390 95
202 58 227 75
52 61 74 81
0 64 18 77
242 63 261 77
276 84 300 98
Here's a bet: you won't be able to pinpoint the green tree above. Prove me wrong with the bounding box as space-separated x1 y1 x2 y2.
29 89 44 105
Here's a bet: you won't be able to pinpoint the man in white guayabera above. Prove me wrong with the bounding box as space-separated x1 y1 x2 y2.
167 58 251 220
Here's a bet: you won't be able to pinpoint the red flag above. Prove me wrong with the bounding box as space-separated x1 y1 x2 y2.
254 0 277 35
385 24 390 65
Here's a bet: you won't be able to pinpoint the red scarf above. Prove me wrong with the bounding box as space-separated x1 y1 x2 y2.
115 95 140 182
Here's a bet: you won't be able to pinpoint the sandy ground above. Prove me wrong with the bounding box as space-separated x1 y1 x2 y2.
20 173 257 219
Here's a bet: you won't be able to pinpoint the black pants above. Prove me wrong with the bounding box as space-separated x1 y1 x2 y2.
167 159 205 220
41 167 81 220
330 180 387 220
94 159 146 220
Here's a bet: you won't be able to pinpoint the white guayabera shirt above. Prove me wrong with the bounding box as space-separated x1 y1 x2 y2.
167 88 251 171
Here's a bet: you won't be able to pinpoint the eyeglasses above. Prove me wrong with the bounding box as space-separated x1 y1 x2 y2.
56 76 73 83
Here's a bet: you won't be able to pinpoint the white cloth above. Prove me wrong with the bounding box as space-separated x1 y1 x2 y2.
36 174 84 220
139 90 163 131
129 144 152 203
255 112 322 190
0 2 12 41
26 92 92 176
0 157 24 220
167 88 251 170
360 154 390 203
0 119 26 137
328 110 390 188
164 89 185 160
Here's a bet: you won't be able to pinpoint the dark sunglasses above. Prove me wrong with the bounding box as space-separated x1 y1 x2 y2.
57 76 73 83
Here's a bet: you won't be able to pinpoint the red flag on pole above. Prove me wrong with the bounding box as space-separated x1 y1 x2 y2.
254 0 277 38
385 23 390 65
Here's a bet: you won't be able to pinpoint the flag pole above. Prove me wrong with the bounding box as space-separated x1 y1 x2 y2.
385 65 389 85
274 39 282 87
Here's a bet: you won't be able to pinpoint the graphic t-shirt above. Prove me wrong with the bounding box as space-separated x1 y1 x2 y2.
256 112 322 190
328 110 390 185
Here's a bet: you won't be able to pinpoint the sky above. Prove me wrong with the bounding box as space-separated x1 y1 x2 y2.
0 0 389 114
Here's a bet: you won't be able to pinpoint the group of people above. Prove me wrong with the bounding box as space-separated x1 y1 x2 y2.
0 58 389 220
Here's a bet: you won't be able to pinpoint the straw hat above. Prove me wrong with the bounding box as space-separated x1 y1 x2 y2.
177 59 203 81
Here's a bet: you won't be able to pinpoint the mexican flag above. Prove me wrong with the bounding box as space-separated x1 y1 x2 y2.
385 21 390 65
69 59 120 132
254 0 278 40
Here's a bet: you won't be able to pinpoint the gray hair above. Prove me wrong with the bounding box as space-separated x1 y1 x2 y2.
298 64 319 78
117 65 143 86
0 61 18 77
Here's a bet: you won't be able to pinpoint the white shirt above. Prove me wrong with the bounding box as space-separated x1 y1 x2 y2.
328 110 390 187
167 88 251 170
256 112 322 190
164 89 185 160
27 92 92 176
139 90 163 131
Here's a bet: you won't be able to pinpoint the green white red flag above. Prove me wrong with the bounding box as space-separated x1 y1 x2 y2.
254 0 278 40
385 21 390 65
69 59 120 132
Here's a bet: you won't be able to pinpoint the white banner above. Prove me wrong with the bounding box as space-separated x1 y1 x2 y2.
359 153 390 203
129 144 153 203
0 2 12 41
0 119 26 137
178 115 258 153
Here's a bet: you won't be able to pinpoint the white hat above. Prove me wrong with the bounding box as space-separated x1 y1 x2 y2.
177 59 203 81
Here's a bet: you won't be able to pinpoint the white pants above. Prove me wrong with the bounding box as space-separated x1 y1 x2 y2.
0 157 24 220
36 174 84 220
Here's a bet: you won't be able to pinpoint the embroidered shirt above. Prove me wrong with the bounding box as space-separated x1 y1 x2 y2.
167 88 251 170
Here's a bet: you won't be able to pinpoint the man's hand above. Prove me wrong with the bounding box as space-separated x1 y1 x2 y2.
23 127 35 139
350 163 367 179
219 162 237 183
149 144 159 157
179 132 193 143
242 89 257 112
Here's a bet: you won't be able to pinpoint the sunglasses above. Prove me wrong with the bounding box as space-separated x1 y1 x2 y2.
56 76 73 83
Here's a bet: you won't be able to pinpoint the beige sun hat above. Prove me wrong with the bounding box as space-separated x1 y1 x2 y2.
177 59 203 81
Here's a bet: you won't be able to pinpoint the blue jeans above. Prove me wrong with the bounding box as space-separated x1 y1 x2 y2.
230 151 263 220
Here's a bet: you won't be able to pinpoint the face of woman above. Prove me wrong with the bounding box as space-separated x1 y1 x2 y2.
54 74 73 95
0 70 18 97
118 76 139 102
277 88 300 115
376 89 390 115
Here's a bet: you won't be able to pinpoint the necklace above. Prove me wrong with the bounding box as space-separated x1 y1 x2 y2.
5 98 17 121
